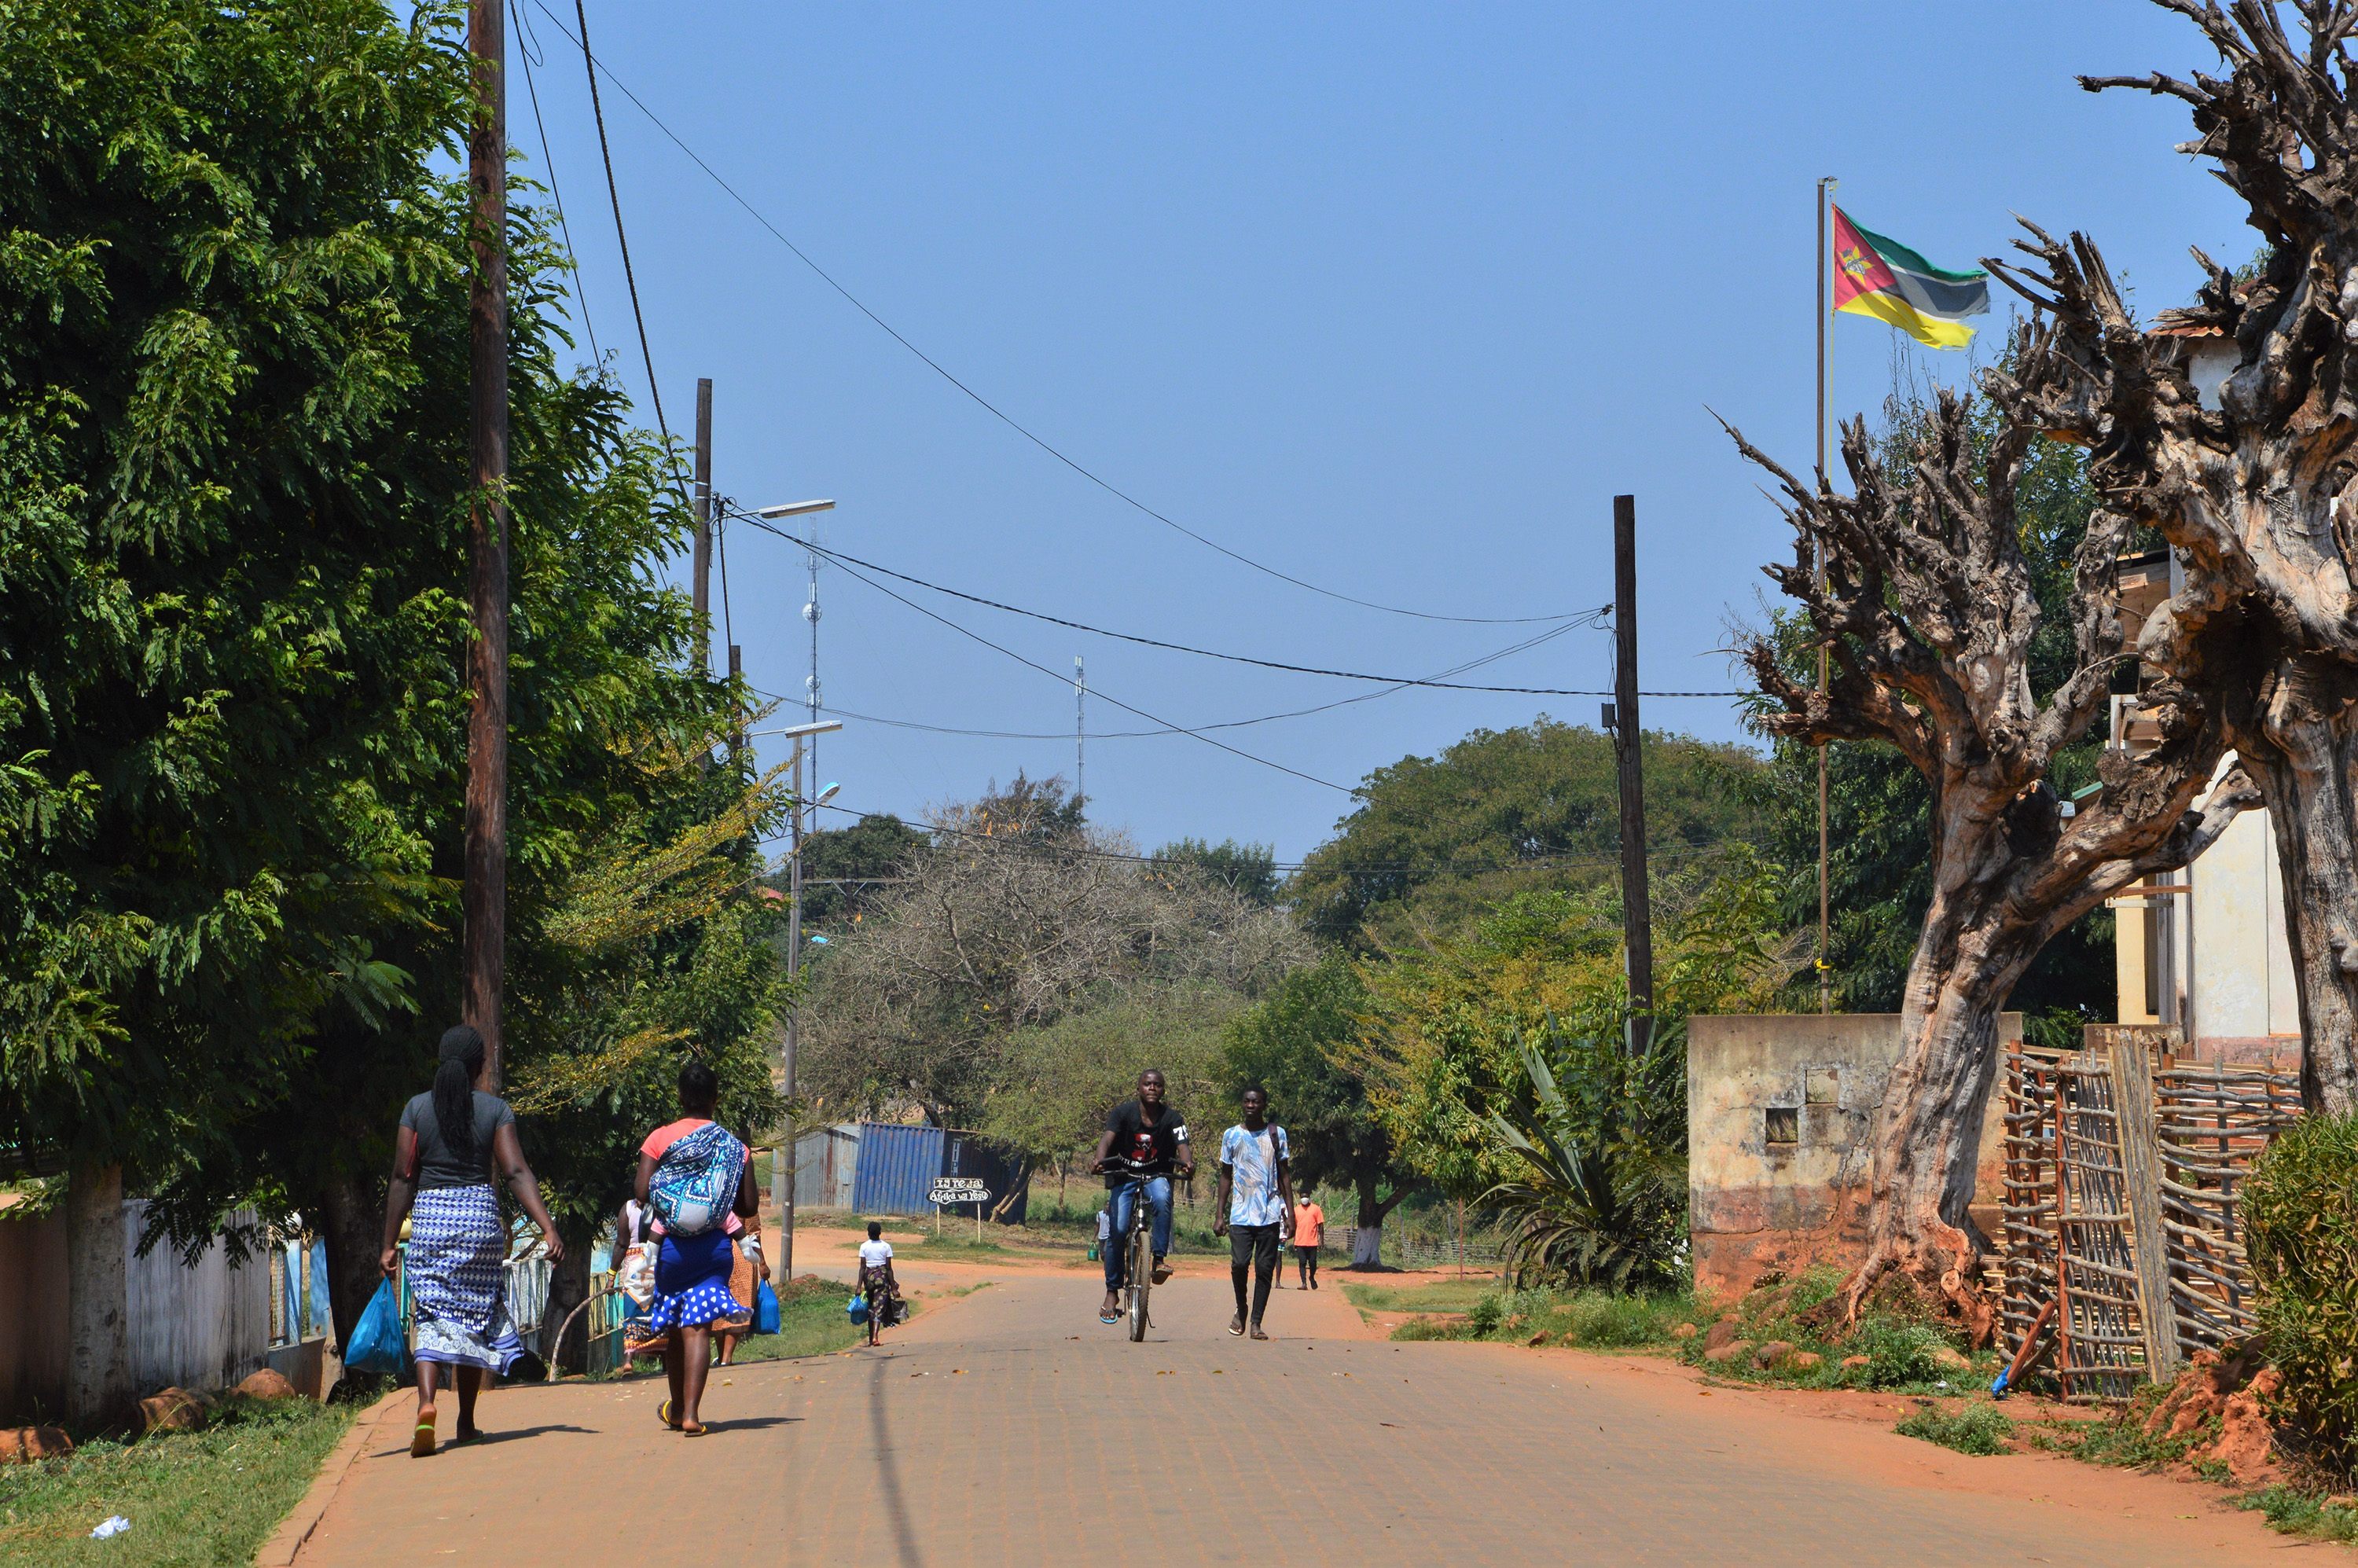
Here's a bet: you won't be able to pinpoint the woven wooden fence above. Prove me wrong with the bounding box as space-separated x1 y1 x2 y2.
2000 1030 2298 1401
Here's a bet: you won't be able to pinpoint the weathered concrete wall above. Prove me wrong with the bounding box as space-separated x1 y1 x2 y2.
0 1201 273 1425
0 1207 69 1423
1688 1013 2018 1298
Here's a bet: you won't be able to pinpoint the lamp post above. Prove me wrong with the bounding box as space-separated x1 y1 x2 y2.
756 499 836 782
750 716 841 1280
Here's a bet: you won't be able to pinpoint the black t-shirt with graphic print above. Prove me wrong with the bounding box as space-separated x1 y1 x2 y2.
1101 1099 1188 1188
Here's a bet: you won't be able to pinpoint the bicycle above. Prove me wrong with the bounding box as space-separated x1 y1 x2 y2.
1101 1155 1170 1342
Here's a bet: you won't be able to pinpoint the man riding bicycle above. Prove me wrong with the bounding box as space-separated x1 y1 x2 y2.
1091 1069 1192 1325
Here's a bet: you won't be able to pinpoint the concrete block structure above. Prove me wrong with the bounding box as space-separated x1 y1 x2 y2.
1688 1013 2018 1296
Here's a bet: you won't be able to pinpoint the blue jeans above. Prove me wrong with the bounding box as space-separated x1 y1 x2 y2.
1104 1177 1172 1290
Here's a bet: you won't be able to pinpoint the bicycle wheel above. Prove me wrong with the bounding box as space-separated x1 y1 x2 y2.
1127 1224 1151 1341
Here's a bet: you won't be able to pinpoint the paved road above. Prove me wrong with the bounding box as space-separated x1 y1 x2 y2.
296 1263 2311 1567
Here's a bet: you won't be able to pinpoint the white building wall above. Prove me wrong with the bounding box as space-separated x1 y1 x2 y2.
2112 777 2300 1056
2191 806 2275 1040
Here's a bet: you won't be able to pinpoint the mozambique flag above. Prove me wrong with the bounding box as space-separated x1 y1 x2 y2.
1833 207 1989 350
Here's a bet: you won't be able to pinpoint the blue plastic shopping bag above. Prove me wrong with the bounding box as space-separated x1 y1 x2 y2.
847 1293 867 1322
755 1280 780 1335
346 1279 408 1375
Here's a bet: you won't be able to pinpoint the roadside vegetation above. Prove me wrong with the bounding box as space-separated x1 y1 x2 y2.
0 1395 351 1566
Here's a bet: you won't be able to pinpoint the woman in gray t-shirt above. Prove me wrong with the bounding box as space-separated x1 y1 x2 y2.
380 1025 564 1456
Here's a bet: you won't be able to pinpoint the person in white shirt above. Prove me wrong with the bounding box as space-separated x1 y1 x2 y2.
1213 1086 1294 1340
856 1221 898 1344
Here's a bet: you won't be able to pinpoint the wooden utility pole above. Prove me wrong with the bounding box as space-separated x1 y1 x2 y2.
463 0 509 1084
1613 494 1654 1053
692 378 714 673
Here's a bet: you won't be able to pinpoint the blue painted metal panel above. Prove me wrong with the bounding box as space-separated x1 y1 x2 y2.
851 1122 944 1215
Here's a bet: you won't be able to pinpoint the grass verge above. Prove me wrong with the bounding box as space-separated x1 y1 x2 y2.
1897 1403 2014 1456
0 1395 351 1567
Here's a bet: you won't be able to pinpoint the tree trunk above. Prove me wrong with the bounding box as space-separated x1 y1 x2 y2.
1838 950 2022 1344
318 1170 386 1372
66 1162 130 1428
2237 689 2358 1113
1346 1175 1408 1270
538 1225 593 1373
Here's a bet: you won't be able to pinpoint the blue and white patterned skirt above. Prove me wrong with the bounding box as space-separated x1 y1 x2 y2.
408 1184 525 1374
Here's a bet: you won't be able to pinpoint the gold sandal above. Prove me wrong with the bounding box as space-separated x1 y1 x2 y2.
409 1412 437 1457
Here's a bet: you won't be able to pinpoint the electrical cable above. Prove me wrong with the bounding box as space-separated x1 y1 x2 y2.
771 795 1767 877
747 618 1592 740
801 553 1356 793
573 0 685 502
512 0 603 369
735 510 1743 697
524 0 1590 628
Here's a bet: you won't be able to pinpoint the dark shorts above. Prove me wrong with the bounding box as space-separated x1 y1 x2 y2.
1229 1223 1280 1270
1293 1244 1318 1258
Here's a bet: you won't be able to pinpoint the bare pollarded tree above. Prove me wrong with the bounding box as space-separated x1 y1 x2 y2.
798 788 1307 1129
1985 1 2358 1113
1729 380 2259 1335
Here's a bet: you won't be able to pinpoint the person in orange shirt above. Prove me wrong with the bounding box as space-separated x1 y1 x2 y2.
1291 1195 1324 1290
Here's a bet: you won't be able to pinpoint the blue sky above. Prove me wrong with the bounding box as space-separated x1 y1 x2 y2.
505 1 2253 863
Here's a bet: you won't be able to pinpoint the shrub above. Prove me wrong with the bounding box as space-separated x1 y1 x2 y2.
1843 1318 1946 1389
1556 1289 1699 1347
1466 1292 1506 1335
2246 1111 2358 1470
1897 1403 2012 1456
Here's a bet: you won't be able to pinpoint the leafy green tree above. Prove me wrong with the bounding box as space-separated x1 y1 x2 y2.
1352 848 1795 1203
0 0 788 1366
1222 951 1422 1261
1291 719 1768 949
0 0 475 1189
982 981 1238 1180
1153 838 1279 906
776 811 928 927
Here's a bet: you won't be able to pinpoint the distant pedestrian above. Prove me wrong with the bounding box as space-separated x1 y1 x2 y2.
857 1221 898 1346
1292 1195 1324 1290
1212 1086 1294 1341
714 1217 766 1367
381 1025 565 1458
636 1063 760 1436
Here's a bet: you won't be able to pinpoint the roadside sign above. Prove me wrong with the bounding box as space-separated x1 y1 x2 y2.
929 1177 990 1207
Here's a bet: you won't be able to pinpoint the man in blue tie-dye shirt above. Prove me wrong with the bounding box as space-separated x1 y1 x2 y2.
1214 1086 1295 1340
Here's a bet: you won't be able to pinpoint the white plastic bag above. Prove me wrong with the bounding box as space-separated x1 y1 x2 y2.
618 1243 656 1310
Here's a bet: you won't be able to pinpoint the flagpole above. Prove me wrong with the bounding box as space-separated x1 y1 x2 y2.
1816 175 1837 1016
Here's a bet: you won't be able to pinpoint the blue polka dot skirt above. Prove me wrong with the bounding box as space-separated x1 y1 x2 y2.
645 1228 744 1331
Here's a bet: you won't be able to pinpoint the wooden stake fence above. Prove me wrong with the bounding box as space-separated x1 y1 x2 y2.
2000 1031 2297 1401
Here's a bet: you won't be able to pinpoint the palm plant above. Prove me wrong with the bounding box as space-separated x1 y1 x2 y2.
1482 1013 1687 1290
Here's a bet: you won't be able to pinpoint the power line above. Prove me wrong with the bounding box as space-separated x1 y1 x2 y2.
751 611 1596 740
572 0 674 466
773 795 1766 877
511 1 602 369
523 0 1587 628
804 552 1356 793
736 511 1744 697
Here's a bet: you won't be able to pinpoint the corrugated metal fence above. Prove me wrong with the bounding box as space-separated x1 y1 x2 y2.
792 1124 859 1210
853 1123 944 1215
800 1122 1031 1219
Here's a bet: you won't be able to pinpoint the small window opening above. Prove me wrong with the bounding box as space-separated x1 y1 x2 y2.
1765 1107 1800 1145
1805 1068 1838 1105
